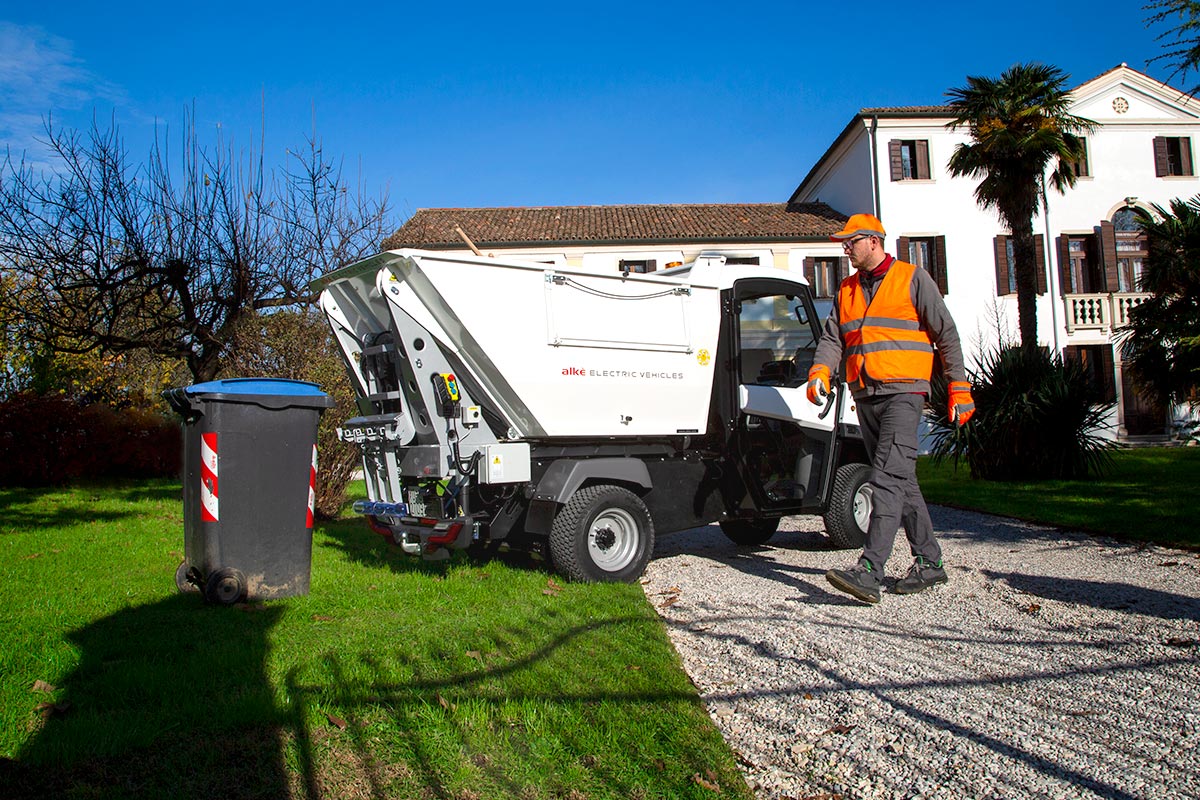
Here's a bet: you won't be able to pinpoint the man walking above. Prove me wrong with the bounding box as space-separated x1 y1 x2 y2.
807 214 975 604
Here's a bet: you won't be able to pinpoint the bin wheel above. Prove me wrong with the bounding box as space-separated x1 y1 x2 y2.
175 561 201 594
205 567 247 605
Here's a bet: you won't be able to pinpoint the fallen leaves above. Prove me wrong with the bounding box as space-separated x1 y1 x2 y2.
658 586 682 608
1022 603 1042 615
311 614 335 622
1166 637 1198 648
31 680 55 694
436 693 457 712
691 769 721 791
325 712 347 730
543 578 564 597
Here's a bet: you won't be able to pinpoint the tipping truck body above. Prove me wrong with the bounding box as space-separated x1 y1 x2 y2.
315 249 871 582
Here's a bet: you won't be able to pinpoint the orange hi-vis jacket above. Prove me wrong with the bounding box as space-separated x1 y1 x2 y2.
838 259 935 390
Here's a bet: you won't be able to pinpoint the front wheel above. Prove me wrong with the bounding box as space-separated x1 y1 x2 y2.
823 463 872 550
719 517 780 546
548 485 654 583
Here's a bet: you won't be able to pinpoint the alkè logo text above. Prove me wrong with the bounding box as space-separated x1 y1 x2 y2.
561 366 684 380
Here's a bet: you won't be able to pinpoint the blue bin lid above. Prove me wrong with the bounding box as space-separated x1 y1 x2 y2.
185 378 328 397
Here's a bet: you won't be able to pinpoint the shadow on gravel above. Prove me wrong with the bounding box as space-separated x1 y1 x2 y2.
653 524 865 606
985 570 1200 622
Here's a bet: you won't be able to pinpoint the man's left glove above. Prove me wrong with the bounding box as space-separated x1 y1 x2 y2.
806 365 831 405
948 381 975 426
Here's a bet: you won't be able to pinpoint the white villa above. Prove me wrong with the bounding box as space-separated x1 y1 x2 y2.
385 63 1198 440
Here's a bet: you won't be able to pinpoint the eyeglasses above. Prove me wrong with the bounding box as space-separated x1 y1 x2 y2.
841 235 872 250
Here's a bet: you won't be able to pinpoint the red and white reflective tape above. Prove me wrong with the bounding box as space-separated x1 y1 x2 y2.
200 432 219 522
306 444 317 529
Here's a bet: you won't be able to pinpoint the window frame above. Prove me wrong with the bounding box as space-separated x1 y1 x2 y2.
888 139 931 181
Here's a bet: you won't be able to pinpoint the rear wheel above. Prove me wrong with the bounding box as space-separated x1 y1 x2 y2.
719 517 780 546
549 485 654 583
204 567 247 605
823 463 872 550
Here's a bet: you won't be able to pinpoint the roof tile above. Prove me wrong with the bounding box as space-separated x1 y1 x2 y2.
382 202 846 250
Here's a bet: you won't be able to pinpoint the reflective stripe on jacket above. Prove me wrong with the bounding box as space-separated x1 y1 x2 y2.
838 259 934 389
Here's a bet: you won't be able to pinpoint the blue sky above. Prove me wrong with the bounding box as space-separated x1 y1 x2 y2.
0 1 1182 221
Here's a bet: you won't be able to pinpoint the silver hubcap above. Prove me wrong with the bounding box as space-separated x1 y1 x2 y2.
853 484 874 532
588 508 640 572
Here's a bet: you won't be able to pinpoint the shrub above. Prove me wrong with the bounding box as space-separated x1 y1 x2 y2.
926 345 1116 480
0 394 181 486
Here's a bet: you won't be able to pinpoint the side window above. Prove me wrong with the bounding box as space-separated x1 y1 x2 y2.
1153 136 1194 177
889 139 931 180
737 292 818 387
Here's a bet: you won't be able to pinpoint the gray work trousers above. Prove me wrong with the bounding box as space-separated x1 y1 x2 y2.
855 393 942 571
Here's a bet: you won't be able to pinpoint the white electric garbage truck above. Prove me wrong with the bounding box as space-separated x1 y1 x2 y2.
314 249 872 583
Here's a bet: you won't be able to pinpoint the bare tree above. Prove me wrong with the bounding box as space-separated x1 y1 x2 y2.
0 112 393 383
1146 1 1200 96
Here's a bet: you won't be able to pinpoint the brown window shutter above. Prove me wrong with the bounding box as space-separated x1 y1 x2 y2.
889 140 904 181
993 235 1009 296
838 256 850 284
803 257 816 287
1035 234 1047 295
1099 221 1118 291
1079 138 1090 177
1056 235 1071 294
934 235 949 294
916 140 931 179
1184 137 1194 176
1100 345 1116 403
1154 136 1169 177
896 236 910 264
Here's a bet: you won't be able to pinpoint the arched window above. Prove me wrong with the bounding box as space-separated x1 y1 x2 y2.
1111 207 1146 292
1112 207 1141 232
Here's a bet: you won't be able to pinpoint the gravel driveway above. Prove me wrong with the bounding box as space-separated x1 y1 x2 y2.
641 507 1200 800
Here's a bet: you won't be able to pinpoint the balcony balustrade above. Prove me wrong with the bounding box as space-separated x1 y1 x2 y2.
1064 292 1150 334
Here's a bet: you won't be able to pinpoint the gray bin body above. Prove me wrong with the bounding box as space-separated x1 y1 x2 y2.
166 378 334 601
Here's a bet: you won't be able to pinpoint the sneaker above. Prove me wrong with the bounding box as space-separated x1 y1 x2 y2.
893 557 948 595
825 562 881 604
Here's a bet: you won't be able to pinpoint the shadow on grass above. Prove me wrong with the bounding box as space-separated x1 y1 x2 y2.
0 481 183 533
317 515 555 580
2 595 288 800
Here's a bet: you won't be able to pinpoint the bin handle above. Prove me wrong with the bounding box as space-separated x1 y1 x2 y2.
163 388 202 419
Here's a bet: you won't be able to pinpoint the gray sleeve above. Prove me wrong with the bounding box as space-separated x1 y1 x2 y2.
910 268 967 383
811 297 845 376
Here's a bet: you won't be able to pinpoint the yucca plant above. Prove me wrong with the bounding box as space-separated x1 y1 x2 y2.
927 345 1116 480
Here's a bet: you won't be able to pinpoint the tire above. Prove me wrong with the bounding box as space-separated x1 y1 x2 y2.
548 485 654 583
823 463 872 550
719 517 780 546
204 567 247 605
175 560 201 594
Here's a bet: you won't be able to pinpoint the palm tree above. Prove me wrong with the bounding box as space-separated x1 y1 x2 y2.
1120 197 1200 409
946 63 1094 348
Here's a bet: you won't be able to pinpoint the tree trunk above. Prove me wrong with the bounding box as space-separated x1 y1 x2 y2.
1003 195 1041 348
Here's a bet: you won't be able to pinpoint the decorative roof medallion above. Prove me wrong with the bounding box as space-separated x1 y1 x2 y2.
1113 97 1129 114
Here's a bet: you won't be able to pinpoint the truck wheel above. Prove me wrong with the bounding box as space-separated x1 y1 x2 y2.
719 518 780 546
549 485 654 583
823 463 872 550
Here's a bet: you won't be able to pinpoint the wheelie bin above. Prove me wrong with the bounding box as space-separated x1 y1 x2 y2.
164 378 334 604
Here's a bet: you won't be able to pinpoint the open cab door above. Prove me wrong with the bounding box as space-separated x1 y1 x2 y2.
730 278 842 516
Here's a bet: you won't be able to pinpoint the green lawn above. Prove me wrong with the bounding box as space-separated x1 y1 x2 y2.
918 446 1200 549
0 480 752 800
